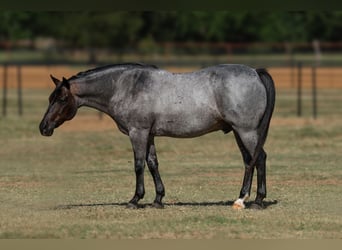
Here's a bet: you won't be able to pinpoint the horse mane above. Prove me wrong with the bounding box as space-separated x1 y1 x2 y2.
69 63 158 81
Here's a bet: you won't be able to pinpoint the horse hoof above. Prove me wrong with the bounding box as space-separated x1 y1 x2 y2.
250 202 264 210
151 202 164 209
126 202 139 209
232 199 245 210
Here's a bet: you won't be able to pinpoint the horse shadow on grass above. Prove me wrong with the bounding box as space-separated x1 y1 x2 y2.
54 200 278 210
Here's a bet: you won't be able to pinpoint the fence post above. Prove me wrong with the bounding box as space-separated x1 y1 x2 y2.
291 59 295 88
312 65 317 119
2 64 8 117
17 64 23 116
297 62 302 117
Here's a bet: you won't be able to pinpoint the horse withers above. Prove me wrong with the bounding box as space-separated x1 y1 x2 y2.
39 63 275 210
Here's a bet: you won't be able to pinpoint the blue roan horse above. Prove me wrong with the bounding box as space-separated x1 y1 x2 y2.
39 63 275 209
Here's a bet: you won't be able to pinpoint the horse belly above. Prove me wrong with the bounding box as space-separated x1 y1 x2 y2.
153 108 224 138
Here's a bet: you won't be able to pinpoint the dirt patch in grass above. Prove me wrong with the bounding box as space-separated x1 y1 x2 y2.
0 180 42 188
269 178 342 187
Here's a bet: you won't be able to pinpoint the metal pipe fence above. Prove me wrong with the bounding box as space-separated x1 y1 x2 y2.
1 62 341 119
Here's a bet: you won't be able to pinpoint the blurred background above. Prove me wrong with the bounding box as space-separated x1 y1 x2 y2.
1 11 342 119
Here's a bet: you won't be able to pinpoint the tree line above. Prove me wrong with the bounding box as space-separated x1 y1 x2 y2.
0 11 341 50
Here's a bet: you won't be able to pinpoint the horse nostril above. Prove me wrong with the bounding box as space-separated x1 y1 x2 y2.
39 120 49 135
39 120 46 131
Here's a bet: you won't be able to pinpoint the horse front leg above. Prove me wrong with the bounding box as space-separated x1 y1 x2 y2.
127 129 149 209
146 137 165 208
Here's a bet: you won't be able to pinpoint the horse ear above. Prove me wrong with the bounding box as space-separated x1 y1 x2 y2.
50 75 61 86
62 77 70 90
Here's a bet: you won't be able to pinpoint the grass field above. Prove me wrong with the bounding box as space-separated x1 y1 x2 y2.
0 79 342 238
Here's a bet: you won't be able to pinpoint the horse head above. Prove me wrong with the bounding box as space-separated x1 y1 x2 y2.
39 75 78 136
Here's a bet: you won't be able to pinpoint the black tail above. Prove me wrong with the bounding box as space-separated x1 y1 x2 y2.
249 68 276 167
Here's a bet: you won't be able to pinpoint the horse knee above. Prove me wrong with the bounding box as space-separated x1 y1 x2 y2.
134 159 145 173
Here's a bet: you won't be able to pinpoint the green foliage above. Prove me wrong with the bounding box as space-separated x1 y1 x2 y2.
1 11 342 49
0 12 35 41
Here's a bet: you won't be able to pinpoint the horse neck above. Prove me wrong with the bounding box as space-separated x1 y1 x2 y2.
70 78 114 114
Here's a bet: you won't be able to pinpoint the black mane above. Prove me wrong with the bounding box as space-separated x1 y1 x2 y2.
69 63 158 81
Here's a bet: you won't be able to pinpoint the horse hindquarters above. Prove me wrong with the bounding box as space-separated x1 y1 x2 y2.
231 69 275 209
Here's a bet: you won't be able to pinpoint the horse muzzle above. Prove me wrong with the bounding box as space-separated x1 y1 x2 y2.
39 120 55 136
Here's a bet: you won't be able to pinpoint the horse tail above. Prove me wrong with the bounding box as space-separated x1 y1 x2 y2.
249 68 276 167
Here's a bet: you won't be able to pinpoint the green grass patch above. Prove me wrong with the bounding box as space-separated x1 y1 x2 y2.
0 89 341 238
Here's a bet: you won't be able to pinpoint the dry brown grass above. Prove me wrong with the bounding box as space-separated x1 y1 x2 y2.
0 110 341 238
0 66 341 238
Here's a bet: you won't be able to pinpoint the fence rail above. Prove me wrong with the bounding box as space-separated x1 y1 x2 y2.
1 62 341 119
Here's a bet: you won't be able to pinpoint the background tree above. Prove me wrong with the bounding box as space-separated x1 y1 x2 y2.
1 11 342 52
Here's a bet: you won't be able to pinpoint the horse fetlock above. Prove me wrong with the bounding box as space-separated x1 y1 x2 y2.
232 199 246 210
136 191 145 200
233 194 249 210
254 195 265 208
156 186 165 196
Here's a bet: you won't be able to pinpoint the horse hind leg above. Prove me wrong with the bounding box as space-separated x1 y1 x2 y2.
232 129 259 209
251 148 267 209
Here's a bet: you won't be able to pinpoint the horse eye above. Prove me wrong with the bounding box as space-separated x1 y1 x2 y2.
59 96 68 103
